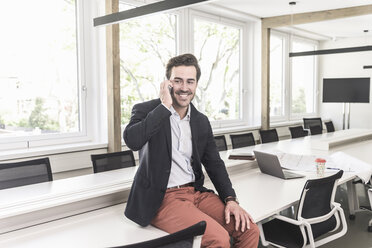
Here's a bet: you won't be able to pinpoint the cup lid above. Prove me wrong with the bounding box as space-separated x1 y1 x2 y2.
315 158 326 163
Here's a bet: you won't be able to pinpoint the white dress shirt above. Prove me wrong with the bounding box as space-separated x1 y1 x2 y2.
163 104 195 188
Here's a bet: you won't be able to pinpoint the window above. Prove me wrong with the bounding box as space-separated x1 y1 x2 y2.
193 17 242 123
0 0 90 149
270 34 285 118
291 39 316 116
119 4 249 130
119 2 177 126
270 31 318 122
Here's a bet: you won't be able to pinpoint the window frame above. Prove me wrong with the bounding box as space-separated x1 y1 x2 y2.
188 9 250 130
270 30 319 124
0 0 99 151
118 3 255 132
269 31 288 123
289 35 319 120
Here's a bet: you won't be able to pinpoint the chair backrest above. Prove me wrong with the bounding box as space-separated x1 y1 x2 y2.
91 150 135 173
214 135 227 151
289 126 309 139
303 117 322 130
0 158 53 190
230 133 255 149
296 170 343 239
309 125 323 135
113 221 207 248
259 129 279 144
325 121 335 132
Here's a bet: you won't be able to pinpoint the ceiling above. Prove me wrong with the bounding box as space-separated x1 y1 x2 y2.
213 0 372 41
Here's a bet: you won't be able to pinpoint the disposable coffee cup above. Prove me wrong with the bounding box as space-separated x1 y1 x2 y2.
315 158 326 177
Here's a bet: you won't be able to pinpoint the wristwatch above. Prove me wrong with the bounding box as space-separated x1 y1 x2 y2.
224 196 239 204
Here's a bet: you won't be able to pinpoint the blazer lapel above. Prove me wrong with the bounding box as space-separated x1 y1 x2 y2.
190 104 200 168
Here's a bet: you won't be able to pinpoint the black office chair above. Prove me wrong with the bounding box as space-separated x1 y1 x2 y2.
259 170 347 247
310 125 323 135
259 129 279 144
0 157 53 190
214 135 227 151
91 150 136 173
112 221 207 248
303 117 322 130
289 126 309 139
325 121 335 132
230 133 255 149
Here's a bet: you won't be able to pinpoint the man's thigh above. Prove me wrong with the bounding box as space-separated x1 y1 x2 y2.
195 191 227 228
151 188 230 247
196 191 260 248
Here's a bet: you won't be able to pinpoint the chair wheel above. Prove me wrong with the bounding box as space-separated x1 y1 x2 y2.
368 226 372 232
349 214 355 220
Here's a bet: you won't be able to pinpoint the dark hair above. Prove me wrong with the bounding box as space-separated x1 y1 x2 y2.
166 54 201 82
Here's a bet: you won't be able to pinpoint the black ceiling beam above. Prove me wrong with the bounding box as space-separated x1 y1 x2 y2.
94 0 212 27
364 65 372 69
289 45 372 57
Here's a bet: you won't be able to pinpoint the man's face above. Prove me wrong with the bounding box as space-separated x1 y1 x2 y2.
170 65 197 110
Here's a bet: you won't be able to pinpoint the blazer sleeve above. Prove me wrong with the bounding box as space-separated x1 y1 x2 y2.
124 101 171 151
200 119 236 200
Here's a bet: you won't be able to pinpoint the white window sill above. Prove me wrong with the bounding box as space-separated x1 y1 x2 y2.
0 142 108 162
213 125 261 135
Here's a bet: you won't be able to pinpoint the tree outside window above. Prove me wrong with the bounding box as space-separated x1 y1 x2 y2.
193 18 241 121
0 0 79 136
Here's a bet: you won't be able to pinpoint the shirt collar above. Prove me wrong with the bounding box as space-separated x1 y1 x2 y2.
169 105 191 121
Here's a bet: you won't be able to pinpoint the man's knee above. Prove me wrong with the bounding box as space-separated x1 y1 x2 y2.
250 222 260 241
202 228 230 248
241 222 260 245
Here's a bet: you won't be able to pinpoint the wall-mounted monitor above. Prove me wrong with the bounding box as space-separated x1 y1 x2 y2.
323 77 370 103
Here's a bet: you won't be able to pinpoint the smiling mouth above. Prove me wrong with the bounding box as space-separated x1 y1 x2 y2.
176 91 192 98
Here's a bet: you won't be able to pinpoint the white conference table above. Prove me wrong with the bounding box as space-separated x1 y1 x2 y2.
0 129 371 247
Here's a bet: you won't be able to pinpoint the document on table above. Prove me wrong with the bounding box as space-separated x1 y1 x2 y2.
329 152 372 183
272 151 372 183
276 152 320 171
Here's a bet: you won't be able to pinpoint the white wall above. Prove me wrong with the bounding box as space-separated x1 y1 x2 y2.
319 36 372 130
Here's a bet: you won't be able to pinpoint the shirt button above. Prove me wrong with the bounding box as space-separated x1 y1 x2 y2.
165 169 170 173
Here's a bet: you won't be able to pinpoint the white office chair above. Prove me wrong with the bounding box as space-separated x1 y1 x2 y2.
259 170 347 248
368 188 372 232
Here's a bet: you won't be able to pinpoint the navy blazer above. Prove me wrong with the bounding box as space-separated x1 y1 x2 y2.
123 99 236 226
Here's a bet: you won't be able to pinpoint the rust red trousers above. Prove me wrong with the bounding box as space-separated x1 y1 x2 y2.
151 187 260 248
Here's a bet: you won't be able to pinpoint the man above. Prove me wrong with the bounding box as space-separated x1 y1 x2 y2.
124 54 259 247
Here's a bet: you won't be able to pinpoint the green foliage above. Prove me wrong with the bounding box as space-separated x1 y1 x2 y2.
17 118 29 128
119 13 240 123
28 98 59 131
292 87 306 114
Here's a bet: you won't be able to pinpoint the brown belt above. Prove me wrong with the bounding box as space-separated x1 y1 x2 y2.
167 182 194 189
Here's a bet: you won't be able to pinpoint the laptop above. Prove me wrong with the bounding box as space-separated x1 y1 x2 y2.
253 150 305 179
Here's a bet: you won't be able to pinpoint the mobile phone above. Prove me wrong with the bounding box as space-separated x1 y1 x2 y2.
168 85 173 94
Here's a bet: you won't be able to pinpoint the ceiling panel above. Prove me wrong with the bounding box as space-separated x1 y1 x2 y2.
213 0 372 40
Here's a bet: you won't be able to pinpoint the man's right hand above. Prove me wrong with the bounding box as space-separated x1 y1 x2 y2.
160 80 173 108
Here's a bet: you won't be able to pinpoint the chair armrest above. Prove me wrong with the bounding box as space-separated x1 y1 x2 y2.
300 203 341 225
368 188 372 205
266 215 309 247
271 214 305 226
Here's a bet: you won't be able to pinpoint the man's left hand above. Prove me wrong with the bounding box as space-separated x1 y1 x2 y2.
225 201 255 232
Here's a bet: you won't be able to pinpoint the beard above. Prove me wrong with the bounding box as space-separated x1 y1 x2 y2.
171 90 195 108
